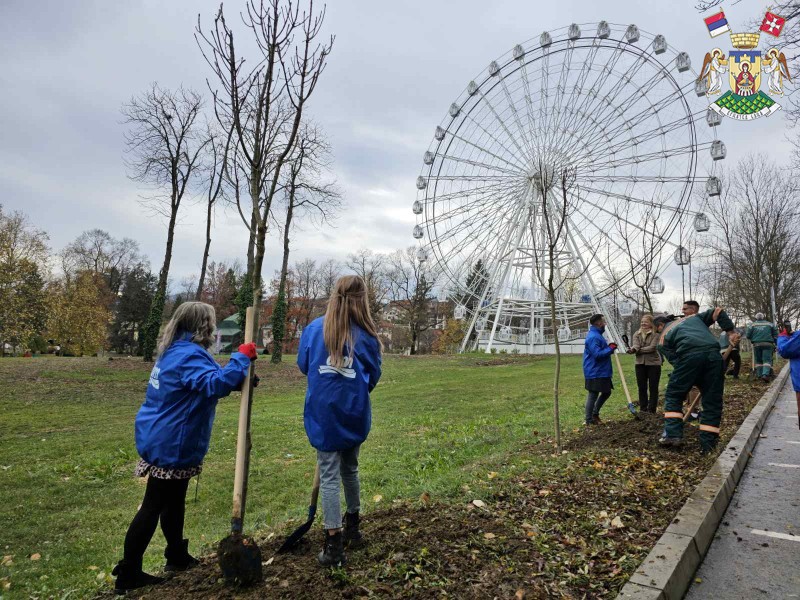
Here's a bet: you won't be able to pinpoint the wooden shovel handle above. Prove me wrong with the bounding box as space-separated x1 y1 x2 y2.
231 307 255 532
309 462 321 508
613 351 633 406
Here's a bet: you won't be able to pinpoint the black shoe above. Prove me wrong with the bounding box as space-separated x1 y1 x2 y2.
658 435 684 448
164 539 200 572
112 560 165 595
317 531 346 567
343 512 363 547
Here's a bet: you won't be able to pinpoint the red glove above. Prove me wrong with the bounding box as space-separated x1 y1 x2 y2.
608 343 618 351
238 342 258 361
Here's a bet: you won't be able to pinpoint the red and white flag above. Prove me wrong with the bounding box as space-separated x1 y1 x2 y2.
760 11 786 37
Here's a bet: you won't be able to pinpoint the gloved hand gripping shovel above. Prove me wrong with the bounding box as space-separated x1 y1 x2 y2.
218 307 263 586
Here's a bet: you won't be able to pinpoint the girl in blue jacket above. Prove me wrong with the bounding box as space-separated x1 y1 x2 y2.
113 302 257 594
298 275 382 567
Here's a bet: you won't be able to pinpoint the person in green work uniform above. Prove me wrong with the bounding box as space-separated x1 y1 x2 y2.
746 312 778 382
653 306 735 452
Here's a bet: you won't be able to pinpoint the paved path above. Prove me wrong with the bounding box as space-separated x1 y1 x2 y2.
686 379 800 599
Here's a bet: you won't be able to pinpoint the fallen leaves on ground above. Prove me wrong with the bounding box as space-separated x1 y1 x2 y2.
129 377 767 600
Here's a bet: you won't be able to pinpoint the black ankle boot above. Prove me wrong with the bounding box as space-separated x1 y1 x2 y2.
317 531 346 567
164 539 200 572
112 559 164 595
343 511 363 547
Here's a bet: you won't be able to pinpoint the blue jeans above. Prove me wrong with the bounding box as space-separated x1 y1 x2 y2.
585 391 611 423
317 445 361 530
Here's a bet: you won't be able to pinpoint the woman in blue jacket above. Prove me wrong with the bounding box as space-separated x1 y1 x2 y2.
113 302 257 594
583 313 618 425
298 275 382 567
777 323 800 430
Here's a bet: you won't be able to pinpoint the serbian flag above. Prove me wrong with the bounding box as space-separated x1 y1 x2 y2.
704 11 730 38
760 11 786 37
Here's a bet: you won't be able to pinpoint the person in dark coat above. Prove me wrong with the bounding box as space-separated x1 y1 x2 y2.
113 302 256 594
583 313 618 425
654 307 734 453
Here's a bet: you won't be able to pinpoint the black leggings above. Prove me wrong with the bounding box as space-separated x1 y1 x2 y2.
123 477 190 566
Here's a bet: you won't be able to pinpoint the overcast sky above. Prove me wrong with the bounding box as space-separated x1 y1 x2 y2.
0 0 788 305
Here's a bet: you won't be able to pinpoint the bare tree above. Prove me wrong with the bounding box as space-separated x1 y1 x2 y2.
196 122 234 299
123 84 206 361
706 155 800 324
62 229 143 295
197 0 334 346
531 166 583 453
318 258 341 298
347 248 388 319
385 247 438 354
614 203 671 314
271 123 341 363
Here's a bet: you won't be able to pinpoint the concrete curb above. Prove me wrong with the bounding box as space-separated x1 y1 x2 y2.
616 367 790 600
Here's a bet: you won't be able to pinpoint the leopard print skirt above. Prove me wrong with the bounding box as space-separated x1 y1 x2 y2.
134 458 202 480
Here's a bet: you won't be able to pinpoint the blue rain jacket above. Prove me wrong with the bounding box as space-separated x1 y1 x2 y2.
583 325 614 379
777 331 800 392
135 333 251 468
298 317 382 452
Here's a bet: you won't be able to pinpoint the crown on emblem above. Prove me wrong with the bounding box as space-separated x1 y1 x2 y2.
730 32 760 49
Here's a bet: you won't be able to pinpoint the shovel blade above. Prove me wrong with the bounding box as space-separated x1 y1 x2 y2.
628 402 640 419
277 504 317 553
218 533 263 587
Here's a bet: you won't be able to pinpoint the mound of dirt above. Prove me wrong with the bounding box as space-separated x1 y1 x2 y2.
117 374 775 600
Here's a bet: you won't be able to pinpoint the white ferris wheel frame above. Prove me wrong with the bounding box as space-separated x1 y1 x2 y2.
413 22 724 354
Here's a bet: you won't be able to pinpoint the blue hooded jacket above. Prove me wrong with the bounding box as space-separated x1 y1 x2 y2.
135 334 251 468
298 317 382 452
583 325 614 379
777 331 800 392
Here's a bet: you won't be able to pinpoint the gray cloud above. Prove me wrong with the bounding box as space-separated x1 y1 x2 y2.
0 0 787 304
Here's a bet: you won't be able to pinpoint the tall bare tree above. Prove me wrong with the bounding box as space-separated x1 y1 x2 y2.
705 155 800 324
531 166 583 453
122 84 206 361
196 122 234 299
197 0 333 346
271 123 341 363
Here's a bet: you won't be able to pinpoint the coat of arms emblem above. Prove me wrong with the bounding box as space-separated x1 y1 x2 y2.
698 17 791 121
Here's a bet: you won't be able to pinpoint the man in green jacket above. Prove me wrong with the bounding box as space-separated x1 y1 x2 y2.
746 313 778 382
654 307 735 453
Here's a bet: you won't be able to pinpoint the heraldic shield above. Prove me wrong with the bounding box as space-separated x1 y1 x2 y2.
700 31 784 120
728 50 762 96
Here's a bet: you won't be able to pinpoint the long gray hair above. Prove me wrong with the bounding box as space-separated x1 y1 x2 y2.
156 301 216 357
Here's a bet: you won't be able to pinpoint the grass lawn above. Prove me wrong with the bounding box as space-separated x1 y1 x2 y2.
0 352 641 599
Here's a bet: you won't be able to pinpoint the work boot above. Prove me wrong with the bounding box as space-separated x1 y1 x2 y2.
164 539 200 572
112 559 164 595
318 530 346 567
343 511 363 547
592 415 602 425
658 435 684 448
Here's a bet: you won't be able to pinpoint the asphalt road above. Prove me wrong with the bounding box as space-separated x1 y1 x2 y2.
686 379 800 599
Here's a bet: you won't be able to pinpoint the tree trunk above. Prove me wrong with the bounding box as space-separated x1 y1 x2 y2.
271 203 294 364
549 291 562 453
142 210 177 361
195 199 214 300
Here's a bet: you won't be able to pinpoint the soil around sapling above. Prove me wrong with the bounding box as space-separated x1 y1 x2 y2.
119 370 777 599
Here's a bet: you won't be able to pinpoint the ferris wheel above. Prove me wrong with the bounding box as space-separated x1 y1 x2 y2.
413 22 723 353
